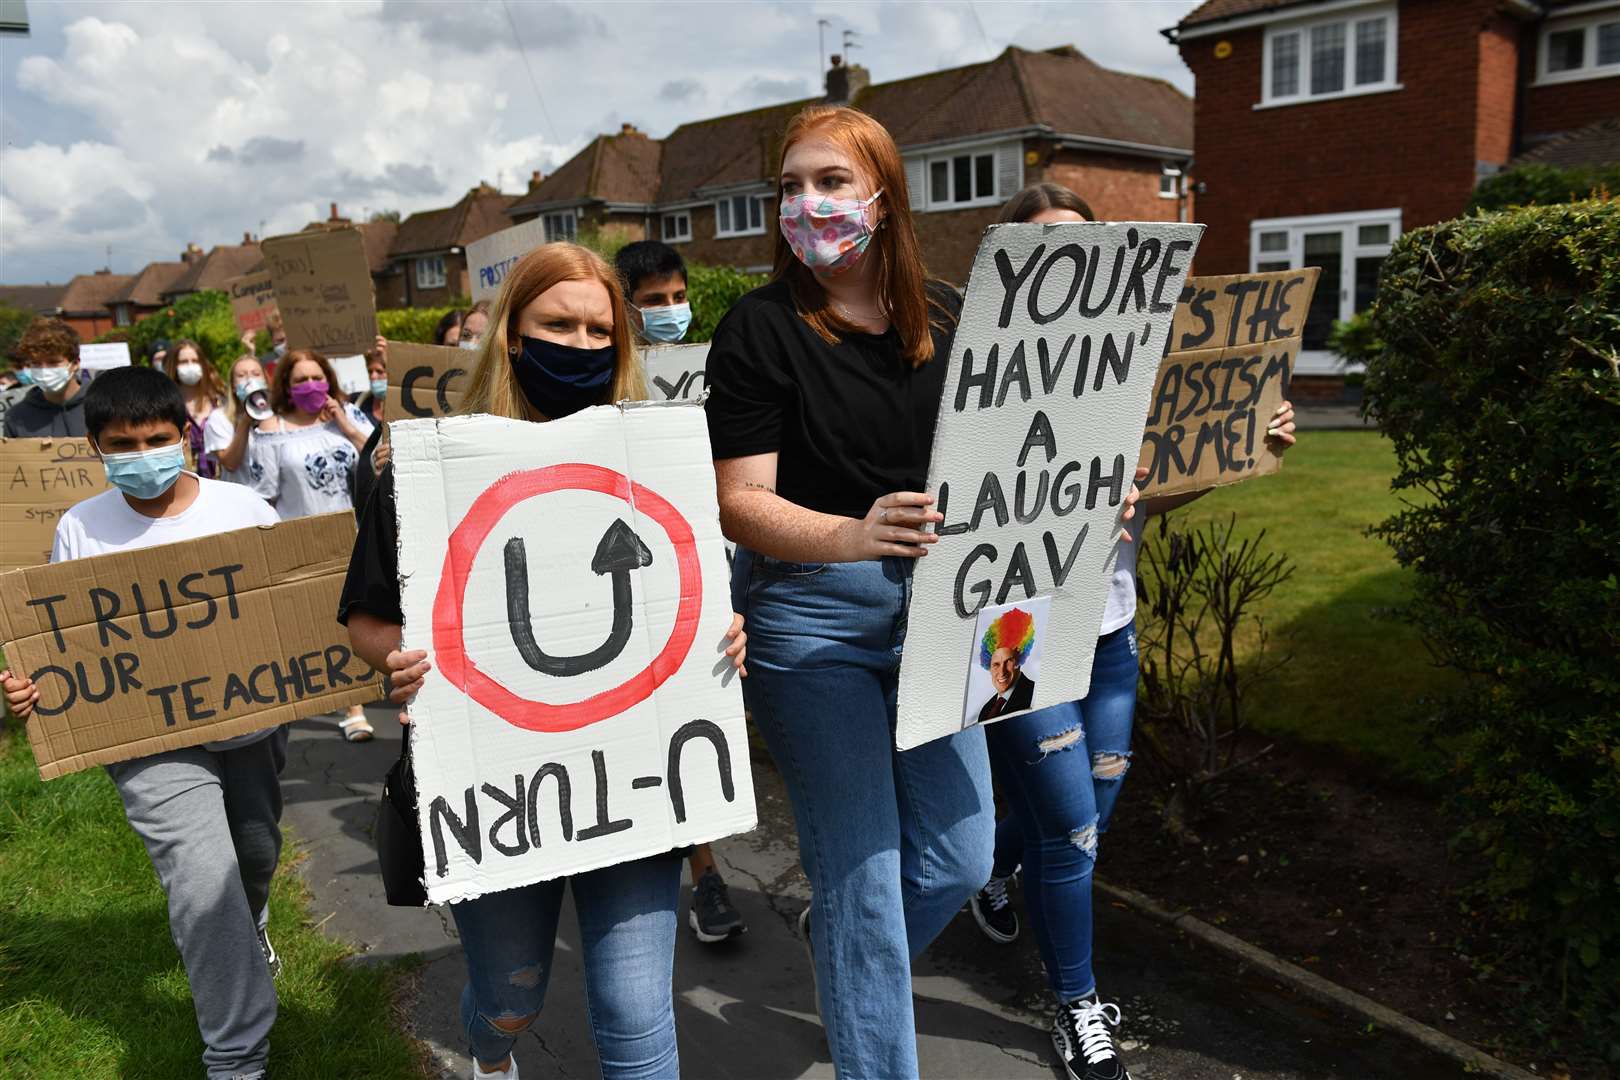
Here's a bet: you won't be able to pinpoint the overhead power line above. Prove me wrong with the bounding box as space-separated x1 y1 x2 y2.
500 0 560 145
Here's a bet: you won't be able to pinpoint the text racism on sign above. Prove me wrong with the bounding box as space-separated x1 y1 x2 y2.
0 512 379 779
467 219 548 307
261 227 377 356
640 343 710 402
393 405 755 902
1140 267 1320 498
384 341 468 422
226 270 280 336
896 221 1203 750
1 438 111 572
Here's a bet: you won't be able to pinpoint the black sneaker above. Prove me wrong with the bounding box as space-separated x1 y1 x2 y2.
969 873 1019 943
259 928 281 980
1051 995 1130 1080
688 868 747 943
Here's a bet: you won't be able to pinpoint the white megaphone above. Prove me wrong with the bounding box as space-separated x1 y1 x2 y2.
239 377 274 421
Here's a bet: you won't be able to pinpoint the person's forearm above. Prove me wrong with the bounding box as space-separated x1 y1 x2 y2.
342 424 369 451
1142 488 1209 518
217 421 251 472
719 488 855 563
347 610 402 673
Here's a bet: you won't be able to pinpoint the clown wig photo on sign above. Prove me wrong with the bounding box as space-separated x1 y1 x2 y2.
962 596 1052 731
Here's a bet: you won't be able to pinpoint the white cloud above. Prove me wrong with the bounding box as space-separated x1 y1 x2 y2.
0 1 1200 283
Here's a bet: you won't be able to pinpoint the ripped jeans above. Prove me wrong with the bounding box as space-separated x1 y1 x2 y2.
448 852 682 1077
985 622 1138 1001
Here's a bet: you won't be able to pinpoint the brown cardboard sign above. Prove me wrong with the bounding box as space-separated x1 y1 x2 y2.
260 228 378 356
226 270 279 335
1138 267 1320 497
1 438 112 573
385 340 469 421
0 512 379 779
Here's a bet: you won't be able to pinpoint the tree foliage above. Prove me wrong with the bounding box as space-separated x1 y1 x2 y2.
0 302 35 366
106 291 243 377
1467 162 1620 214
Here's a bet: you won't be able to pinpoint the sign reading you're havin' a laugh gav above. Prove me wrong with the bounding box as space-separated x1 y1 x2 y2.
393 402 755 903
896 221 1203 750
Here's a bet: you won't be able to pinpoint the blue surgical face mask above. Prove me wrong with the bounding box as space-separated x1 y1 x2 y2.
15 369 34 386
370 377 389 399
637 302 692 344
27 366 74 394
98 442 186 501
510 335 616 420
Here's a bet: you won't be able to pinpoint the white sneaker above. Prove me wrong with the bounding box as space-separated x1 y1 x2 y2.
471 1053 519 1079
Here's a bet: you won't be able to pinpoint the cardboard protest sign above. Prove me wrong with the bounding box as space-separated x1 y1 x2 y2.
226 270 279 335
261 227 377 356
0 384 28 431
895 221 1202 751
1139 267 1320 498
392 404 755 902
466 219 549 306
640 343 710 402
0 512 378 779
78 342 131 372
384 340 469 422
1 438 112 572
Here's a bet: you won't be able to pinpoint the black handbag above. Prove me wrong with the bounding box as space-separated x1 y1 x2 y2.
375 724 428 906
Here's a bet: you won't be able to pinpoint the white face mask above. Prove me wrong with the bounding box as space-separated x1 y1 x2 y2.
176 362 204 386
458 338 480 351
27 366 74 394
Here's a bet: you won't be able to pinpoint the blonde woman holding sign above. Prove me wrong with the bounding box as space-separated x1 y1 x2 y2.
703 105 1005 1078
340 242 746 1080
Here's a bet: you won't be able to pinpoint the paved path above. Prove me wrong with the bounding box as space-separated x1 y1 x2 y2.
283 706 1459 1079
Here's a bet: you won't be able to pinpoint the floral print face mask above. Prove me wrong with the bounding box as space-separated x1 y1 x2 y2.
778 189 883 275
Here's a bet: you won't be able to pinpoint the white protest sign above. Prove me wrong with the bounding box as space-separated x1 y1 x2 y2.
640 343 710 401
895 221 1203 750
467 219 549 306
330 354 370 396
78 342 131 371
394 403 755 902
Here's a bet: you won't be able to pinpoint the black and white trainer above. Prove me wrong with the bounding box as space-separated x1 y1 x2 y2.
1051 995 1130 1080
969 873 1019 944
259 928 281 980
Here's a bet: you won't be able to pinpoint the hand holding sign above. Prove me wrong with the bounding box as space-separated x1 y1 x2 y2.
842 491 943 560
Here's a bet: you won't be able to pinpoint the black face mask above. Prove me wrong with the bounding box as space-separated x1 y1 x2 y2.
510 335 616 419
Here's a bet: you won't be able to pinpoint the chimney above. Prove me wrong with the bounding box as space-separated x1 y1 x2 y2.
182 242 204 264
527 169 546 195
329 202 341 221
243 231 253 244
620 122 639 136
825 54 870 104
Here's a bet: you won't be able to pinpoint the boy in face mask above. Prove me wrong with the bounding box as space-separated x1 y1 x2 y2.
615 240 693 345
3 317 89 437
1 365 284 1080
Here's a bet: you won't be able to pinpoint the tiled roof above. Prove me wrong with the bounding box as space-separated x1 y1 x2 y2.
58 271 136 314
513 45 1190 214
0 284 67 314
165 242 264 297
1512 117 1620 169
1177 0 1322 29
391 185 522 257
108 261 188 307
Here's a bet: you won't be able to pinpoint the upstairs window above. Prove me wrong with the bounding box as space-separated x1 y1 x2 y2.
1159 163 1182 199
661 211 692 243
542 211 577 243
1263 4 1397 106
1538 11 1620 84
715 194 766 238
415 255 447 290
903 142 1023 213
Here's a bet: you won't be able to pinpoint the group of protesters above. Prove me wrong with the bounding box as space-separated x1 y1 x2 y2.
1 104 1298 1080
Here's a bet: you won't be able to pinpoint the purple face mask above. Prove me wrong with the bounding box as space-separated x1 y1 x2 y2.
290 379 330 413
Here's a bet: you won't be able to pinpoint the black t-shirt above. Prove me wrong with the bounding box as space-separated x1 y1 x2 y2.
338 463 401 627
704 279 962 519
350 424 383 518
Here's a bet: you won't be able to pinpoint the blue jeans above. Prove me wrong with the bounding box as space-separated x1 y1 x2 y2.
733 548 995 1079
448 853 682 1077
986 622 1138 1001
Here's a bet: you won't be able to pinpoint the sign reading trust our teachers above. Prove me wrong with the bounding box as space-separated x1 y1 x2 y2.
393 403 755 903
896 221 1203 751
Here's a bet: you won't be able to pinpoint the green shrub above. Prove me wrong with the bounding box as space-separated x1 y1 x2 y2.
377 305 456 344
1468 162 1620 214
687 264 768 343
109 291 243 378
1349 199 1620 1056
0 302 34 366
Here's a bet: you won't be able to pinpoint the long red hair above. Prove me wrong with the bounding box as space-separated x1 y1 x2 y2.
772 105 951 368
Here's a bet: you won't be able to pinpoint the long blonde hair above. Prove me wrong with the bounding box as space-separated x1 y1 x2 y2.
460 242 646 420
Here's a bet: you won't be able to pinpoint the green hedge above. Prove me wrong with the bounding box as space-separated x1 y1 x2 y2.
99 291 242 378
376 306 456 344
1468 162 1620 214
1350 199 1619 1055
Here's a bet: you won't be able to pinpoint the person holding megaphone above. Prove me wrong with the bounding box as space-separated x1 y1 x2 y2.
206 354 282 484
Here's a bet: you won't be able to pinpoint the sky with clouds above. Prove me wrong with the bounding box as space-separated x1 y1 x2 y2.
0 0 1200 285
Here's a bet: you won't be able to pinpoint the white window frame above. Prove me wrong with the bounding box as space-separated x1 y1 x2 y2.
905 139 1024 214
1258 3 1400 109
714 194 767 238
1159 163 1182 199
1535 8 1620 85
1249 207 1401 375
542 209 578 243
661 211 692 243
415 254 447 290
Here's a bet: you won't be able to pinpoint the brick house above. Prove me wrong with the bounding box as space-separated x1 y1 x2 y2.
1166 0 1618 381
106 260 189 327
162 236 265 302
0 283 67 318
508 45 1194 284
54 269 135 339
384 184 523 308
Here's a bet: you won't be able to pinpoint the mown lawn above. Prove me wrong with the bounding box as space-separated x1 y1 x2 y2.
1152 428 1459 780
0 725 427 1079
